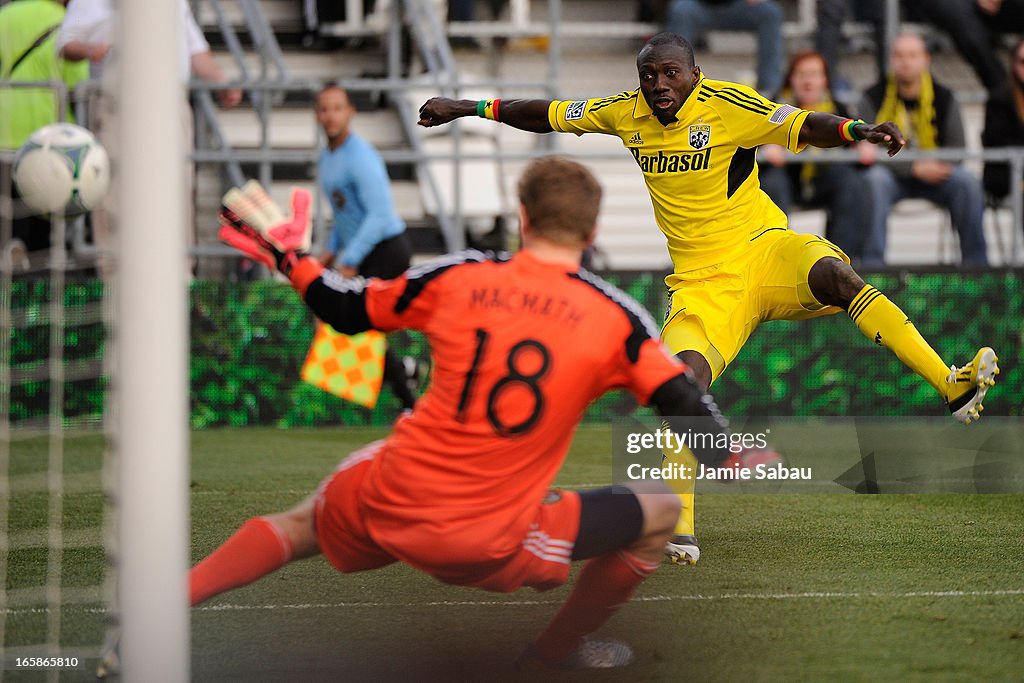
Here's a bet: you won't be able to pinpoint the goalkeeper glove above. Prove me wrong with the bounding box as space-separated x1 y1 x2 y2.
218 180 313 276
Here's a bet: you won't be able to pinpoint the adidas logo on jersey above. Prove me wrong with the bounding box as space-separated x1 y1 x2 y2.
627 132 643 145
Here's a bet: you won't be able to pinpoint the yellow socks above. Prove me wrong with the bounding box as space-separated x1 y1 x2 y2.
674 490 695 536
662 447 696 536
848 284 950 396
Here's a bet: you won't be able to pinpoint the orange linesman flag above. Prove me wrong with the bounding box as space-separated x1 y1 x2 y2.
301 324 386 408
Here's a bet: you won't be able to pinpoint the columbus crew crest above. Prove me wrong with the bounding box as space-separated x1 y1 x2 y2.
688 124 711 150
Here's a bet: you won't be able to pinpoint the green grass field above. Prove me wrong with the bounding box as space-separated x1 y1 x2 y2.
6 426 1024 681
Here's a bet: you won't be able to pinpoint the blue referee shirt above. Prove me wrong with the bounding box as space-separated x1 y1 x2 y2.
319 132 406 268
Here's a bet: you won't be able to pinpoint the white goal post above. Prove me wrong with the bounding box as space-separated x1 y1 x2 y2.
115 0 190 679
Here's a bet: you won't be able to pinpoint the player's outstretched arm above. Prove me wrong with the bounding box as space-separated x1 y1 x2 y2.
648 372 731 467
418 97 555 134
220 228 373 335
218 182 375 335
798 112 906 157
221 223 374 336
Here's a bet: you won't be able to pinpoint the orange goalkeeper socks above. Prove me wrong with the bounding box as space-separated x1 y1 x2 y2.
532 550 658 662
190 517 294 606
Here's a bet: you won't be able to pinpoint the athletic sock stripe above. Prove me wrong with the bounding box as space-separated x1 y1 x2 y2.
849 291 883 323
848 287 880 321
616 550 659 577
259 518 294 562
848 285 878 316
847 291 870 320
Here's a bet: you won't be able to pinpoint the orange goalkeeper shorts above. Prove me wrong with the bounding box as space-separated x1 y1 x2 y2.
314 440 581 593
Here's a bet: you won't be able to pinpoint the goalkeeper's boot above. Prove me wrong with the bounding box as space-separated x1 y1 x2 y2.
95 630 121 679
945 347 999 425
664 534 700 565
402 356 430 398
516 639 634 670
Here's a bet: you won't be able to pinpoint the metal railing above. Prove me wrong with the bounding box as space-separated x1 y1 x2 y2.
5 88 1024 267
187 0 468 255
7 2 1024 267
758 147 1024 265
190 0 291 189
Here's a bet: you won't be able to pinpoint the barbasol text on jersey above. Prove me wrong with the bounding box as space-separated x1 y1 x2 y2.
628 148 711 174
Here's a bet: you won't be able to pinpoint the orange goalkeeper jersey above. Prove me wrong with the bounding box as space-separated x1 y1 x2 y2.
344 249 684 564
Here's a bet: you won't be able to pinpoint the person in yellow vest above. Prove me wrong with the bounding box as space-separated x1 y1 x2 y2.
0 0 88 261
417 32 999 565
56 0 242 277
861 32 988 268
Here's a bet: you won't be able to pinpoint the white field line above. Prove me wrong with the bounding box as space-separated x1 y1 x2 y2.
5 589 1024 616
45 479 1022 498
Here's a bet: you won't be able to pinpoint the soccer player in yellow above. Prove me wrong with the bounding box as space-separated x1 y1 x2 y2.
418 32 999 565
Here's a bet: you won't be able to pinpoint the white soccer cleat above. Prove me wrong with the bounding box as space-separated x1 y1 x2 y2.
95 630 120 679
945 347 999 425
517 639 635 670
664 534 700 565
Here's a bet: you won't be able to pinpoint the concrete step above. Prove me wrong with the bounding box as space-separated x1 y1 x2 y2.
194 0 301 32
214 107 405 149
220 50 387 82
787 201 1019 267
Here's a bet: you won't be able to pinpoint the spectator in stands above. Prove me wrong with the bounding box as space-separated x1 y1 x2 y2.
759 50 871 259
982 38 1024 212
448 0 506 22
315 84 419 411
58 0 241 102
906 0 1024 92
815 0 886 89
447 0 485 49
637 0 669 24
57 0 241 274
861 32 988 267
666 0 784 96
0 0 88 266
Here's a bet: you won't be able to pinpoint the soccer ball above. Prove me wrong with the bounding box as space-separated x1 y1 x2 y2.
13 123 110 216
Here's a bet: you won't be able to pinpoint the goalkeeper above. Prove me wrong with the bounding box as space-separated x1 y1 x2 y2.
198 158 731 669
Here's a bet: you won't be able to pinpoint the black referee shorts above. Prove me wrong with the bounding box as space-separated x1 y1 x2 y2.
357 232 413 279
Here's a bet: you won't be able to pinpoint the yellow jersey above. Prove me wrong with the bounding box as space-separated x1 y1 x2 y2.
548 76 811 275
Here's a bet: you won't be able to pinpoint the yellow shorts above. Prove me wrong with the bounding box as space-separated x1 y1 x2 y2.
662 228 850 383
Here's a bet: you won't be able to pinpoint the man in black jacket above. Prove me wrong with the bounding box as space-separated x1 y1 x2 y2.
981 39 1024 205
906 0 1024 92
